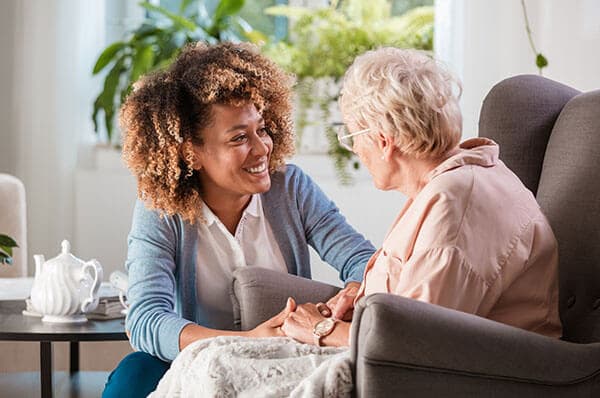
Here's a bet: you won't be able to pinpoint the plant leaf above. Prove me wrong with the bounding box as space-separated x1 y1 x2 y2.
130 44 156 83
93 41 126 75
153 29 184 68
133 23 162 40
179 0 195 14
214 0 245 22
264 5 310 19
235 17 268 44
154 56 178 71
0 234 17 248
243 29 268 44
0 245 13 257
536 53 548 69
92 55 127 139
140 2 197 31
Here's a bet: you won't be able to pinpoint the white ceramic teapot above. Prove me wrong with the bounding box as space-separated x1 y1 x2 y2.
30 240 103 323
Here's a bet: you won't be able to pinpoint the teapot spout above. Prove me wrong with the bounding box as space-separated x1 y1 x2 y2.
33 255 45 279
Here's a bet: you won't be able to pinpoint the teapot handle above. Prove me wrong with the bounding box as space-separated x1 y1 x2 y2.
80 259 104 313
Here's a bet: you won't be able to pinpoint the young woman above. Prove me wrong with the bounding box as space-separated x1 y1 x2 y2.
101 42 375 398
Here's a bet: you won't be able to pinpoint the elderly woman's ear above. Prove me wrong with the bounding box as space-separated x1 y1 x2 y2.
375 132 396 161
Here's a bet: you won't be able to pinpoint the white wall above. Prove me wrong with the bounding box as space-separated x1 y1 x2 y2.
436 0 600 139
74 151 137 277
0 2 17 175
292 155 402 286
1 0 600 285
537 0 600 90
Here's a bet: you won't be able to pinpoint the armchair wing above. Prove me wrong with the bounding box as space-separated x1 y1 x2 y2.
231 267 340 330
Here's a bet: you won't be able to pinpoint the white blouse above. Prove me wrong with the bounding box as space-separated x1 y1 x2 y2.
195 194 287 329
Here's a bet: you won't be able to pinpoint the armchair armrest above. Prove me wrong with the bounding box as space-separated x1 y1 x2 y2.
351 294 600 397
231 267 340 331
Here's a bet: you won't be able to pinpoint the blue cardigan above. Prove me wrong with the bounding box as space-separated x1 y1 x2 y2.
125 164 376 361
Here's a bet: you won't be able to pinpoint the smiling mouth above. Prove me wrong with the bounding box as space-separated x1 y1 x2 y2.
244 162 267 174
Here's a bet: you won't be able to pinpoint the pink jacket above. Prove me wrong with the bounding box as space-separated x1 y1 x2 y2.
355 138 561 338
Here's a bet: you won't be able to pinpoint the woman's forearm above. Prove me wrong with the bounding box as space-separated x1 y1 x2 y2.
179 323 249 351
179 300 294 350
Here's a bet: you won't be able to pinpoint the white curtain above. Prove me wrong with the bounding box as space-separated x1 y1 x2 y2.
7 1 105 273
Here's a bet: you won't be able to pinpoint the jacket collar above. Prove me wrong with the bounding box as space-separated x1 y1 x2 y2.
426 138 499 182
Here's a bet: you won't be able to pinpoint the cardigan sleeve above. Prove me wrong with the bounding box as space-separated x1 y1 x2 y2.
124 200 193 362
290 165 376 283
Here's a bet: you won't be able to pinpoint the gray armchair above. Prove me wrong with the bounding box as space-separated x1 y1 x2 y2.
231 75 600 396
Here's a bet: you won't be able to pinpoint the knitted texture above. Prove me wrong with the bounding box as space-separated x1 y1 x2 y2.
150 336 352 397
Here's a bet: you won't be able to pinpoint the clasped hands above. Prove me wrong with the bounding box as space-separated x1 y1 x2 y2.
251 282 360 346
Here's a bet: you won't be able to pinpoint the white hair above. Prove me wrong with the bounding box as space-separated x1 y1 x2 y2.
340 47 463 159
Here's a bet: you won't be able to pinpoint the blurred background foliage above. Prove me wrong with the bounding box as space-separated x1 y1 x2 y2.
92 0 433 182
262 0 434 182
92 0 266 145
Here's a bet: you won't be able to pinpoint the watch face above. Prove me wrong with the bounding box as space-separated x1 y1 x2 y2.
314 317 336 337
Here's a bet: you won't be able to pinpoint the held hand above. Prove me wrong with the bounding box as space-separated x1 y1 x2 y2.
281 303 325 345
325 282 360 321
250 297 296 338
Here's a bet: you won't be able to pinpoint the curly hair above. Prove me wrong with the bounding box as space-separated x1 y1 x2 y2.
120 42 296 223
340 47 462 159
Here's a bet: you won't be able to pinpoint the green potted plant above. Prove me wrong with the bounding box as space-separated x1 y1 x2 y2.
263 0 434 182
92 0 265 146
0 234 18 265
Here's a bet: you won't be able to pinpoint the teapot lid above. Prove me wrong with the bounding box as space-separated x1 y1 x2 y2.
45 239 84 267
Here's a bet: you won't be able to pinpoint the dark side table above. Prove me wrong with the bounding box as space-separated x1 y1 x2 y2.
0 300 127 398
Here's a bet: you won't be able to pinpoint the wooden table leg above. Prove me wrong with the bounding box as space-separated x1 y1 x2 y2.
40 341 53 398
70 341 79 374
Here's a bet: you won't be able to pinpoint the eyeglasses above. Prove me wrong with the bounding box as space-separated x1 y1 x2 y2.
335 124 371 152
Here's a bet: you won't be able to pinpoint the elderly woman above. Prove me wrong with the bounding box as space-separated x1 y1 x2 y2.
281 47 561 347
101 42 375 398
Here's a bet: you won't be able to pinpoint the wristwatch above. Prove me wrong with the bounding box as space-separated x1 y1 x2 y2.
312 317 337 346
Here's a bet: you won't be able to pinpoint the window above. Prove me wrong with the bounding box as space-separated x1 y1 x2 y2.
150 0 288 40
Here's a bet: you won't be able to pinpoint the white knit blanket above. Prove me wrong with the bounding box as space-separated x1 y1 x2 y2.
149 336 352 398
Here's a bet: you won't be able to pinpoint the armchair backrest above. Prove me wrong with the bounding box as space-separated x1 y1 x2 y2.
479 74 580 194
479 75 600 343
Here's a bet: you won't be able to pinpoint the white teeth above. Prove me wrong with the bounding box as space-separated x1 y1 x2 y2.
246 163 267 174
